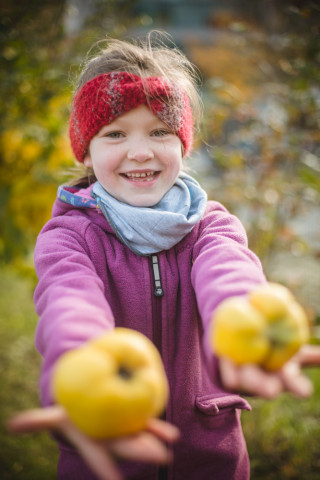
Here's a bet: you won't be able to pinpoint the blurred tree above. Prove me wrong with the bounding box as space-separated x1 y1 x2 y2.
1 0 70 261
0 0 139 263
184 0 320 323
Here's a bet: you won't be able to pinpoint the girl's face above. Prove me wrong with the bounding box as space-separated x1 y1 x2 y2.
84 105 183 207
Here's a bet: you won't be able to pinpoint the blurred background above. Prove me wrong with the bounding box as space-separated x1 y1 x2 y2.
0 0 319 478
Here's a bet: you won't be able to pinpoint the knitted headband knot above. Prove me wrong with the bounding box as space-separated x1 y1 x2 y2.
69 71 193 162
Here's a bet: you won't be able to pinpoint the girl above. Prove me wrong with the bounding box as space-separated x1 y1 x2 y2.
8 35 320 480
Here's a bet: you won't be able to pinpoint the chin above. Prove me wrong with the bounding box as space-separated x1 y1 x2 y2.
126 197 162 208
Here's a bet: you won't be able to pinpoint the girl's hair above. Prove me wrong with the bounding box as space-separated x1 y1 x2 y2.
69 32 202 186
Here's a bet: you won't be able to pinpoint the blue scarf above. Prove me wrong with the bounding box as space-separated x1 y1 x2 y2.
92 173 207 256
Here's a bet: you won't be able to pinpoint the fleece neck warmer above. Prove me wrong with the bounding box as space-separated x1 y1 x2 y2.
92 173 207 256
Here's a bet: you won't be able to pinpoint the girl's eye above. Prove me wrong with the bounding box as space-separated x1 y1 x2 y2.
152 129 170 137
105 131 123 138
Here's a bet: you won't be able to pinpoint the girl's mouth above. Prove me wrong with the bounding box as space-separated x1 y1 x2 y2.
121 171 160 182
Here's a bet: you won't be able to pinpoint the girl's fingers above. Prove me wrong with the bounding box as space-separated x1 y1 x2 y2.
7 407 123 480
6 405 67 434
219 354 315 399
298 344 320 367
145 418 180 443
62 420 123 480
237 363 283 398
219 358 282 398
218 357 241 392
280 360 313 397
108 432 173 464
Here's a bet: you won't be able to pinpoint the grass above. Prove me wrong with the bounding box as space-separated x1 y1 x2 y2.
0 266 319 479
0 266 58 479
243 371 320 479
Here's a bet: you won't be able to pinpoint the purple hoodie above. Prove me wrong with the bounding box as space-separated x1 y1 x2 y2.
34 184 266 480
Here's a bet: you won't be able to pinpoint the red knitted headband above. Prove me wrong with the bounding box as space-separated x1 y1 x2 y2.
69 71 193 162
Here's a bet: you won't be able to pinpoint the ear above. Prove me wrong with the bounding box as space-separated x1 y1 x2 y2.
83 155 93 168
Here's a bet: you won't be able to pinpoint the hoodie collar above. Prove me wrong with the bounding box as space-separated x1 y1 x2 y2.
58 184 98 209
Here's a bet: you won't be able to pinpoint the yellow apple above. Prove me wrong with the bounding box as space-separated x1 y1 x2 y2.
211 296 269 365
249 282 294 319
51 328 169 438
211 283 310 371
262 298 310 371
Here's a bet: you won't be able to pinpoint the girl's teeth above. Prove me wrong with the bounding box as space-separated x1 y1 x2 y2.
125 172 155 178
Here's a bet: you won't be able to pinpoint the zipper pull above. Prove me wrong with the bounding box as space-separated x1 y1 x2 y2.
151 255 164 297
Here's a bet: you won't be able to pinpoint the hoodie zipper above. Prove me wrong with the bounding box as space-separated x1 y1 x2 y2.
150 254 164 353
151 255 164 297
149 255 168 480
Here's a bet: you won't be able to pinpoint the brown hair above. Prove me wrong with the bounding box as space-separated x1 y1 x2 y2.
69 32 202 186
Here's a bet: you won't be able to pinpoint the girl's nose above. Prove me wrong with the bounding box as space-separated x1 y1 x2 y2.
127 144 154 163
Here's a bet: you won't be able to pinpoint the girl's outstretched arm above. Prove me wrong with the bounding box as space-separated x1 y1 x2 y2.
218 344 320 399
7 406 180 480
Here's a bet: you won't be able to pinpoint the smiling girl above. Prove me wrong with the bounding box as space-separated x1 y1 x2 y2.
8 34 320 480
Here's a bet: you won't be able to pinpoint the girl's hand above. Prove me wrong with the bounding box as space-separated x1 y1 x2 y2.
218 344 320 398
7 406 180 480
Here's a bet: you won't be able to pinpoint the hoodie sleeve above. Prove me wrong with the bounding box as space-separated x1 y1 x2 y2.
34 215 115 407
191 201 266 365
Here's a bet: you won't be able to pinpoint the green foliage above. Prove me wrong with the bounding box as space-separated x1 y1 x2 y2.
243 372 320 479
0 267 58 478
1 1 73 261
